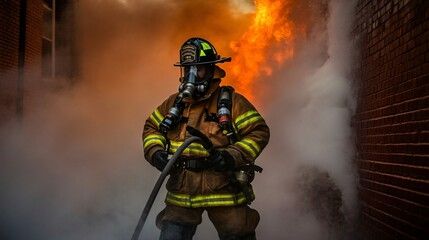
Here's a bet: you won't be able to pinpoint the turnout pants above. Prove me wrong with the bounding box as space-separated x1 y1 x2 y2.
157 204 259 239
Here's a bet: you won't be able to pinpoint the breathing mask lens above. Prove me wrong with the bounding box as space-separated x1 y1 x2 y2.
181 66 206 83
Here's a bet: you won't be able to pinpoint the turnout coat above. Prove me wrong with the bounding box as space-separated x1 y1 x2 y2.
142 69 270 208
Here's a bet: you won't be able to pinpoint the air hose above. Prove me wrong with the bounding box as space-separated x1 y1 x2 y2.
131 127 211 240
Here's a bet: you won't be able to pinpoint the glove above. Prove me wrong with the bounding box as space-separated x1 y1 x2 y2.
207 150 235 172
151 150 169 172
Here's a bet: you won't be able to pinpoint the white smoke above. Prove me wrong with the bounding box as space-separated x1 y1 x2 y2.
254 0 358 239
0 0 358 239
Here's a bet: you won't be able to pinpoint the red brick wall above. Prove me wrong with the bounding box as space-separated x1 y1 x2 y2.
23 0 43 118
0 1 21 124
0 0 58 125
355 0 429 239
0 0 77 125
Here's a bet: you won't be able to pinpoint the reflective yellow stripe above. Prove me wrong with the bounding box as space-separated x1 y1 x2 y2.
236 138 261 158
200 42 212 50
165 190 254 208
143 134 166 149
169 141 209 157
232 122 239 136
234 110 264 131
149 109 164 127
199 49 206 57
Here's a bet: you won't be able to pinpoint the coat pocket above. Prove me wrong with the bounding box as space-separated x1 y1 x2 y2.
205 171 231 191
208 121 222 136
166 170 185 192
208 121 230 146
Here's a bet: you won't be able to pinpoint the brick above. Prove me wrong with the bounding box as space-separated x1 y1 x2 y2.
356 0 429 238
362 188 429 237
360 159 429 179
359 175 429 207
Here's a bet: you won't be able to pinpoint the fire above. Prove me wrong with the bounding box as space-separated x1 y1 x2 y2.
224 0 297 102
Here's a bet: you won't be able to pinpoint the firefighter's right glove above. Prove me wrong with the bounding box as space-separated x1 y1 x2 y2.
151 150 169 172
207 150 235 172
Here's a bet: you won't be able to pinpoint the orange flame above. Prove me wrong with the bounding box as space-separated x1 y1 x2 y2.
224 0 297 102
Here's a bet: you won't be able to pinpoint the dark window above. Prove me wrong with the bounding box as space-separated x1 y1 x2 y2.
43 0 52 9
42 8 52 40
42 1 54 78
42 39 52 77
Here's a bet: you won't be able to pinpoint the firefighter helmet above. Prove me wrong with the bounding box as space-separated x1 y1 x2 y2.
174 37 231 66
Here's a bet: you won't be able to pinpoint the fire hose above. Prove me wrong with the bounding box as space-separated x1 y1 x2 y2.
131 127 213 240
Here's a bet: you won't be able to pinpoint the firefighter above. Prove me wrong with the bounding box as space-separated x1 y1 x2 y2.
142 37 270 240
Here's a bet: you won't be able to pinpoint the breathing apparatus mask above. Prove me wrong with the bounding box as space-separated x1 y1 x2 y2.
178 65 214 99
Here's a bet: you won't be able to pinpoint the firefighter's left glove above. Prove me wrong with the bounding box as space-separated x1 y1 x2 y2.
207 150 235 172
152 150 169 172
